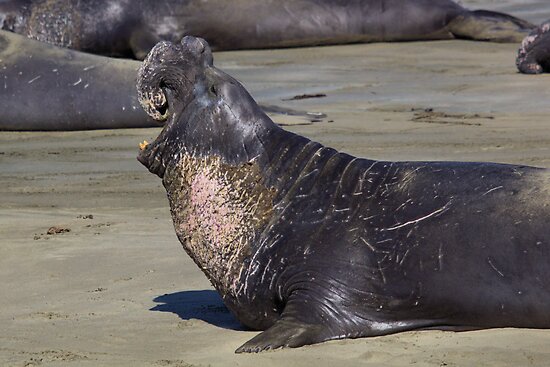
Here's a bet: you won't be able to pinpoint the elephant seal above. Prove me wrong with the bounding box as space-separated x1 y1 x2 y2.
517 20 550 74
0 0 535 59
0 30 156 130
137 37 550 353
0 30 314 131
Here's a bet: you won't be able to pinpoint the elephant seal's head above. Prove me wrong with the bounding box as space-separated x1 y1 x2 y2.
136 37 279 300
137 36 276 178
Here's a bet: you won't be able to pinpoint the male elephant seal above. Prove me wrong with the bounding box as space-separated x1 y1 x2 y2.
0 30 155 130
0 0 535 59
137 37 550 353
517 20 550 74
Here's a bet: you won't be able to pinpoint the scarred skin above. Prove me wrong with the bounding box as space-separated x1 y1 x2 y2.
0 0 535 59
137 36 550 353
0 30 156 130
516 20 550 74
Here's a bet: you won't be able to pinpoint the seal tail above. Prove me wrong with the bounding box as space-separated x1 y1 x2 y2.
447 10 535 43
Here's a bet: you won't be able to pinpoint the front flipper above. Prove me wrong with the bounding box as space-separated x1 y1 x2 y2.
235 317 333 353
235 296 343 353
448 10 535 43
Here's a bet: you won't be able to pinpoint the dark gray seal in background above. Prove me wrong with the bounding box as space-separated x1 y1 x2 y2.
137 36 550 353
0 30 155 130
0 30 315 131
517 20 550 74
0 0 535 59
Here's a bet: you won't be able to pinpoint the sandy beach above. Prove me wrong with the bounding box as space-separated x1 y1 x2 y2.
2 1 550 366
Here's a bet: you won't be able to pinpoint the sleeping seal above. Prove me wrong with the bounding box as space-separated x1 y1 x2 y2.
0 0 535 59
137 36 550 353
0 30 316 130
0 30 155 130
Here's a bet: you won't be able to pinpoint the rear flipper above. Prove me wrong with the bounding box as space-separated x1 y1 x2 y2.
448 10 535 43
516 20 550 74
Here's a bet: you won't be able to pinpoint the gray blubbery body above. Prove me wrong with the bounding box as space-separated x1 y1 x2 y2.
0 30 155 130
0 0 535 59
137 37 550 353
0 30 305 130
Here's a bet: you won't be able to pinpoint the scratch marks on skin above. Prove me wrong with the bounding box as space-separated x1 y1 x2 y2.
482 186 503 196
438 243 444 271
242 234 282 296
395 198 413 213
398 167 424 191
218 101 258 150
358 161 379 193
298 168 320 181
377 262 387 284
360 236 376 253
163 153 275 299
361 214 378 222
260 258 273 284
337 157 359 189
27 75 41 84
334 207 351 213
511 168 524 177
383 200 453 232
487 257 505 277
397 248 410 266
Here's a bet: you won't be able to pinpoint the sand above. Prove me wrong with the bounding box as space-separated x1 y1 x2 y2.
2 2 550 366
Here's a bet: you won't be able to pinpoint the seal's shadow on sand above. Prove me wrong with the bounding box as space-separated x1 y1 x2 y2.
151 290 246 331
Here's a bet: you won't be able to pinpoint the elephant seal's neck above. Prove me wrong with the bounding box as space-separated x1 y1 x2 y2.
162 126 328 298
162 150 276 298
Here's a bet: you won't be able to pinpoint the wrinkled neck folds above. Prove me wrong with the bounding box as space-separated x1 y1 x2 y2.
153 67 281 297
162 77 328 298
162 150 276 298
